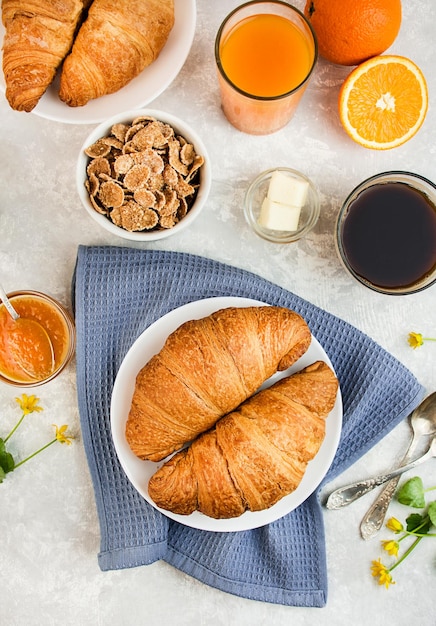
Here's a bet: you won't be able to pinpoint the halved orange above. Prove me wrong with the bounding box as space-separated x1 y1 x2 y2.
339 55 428 150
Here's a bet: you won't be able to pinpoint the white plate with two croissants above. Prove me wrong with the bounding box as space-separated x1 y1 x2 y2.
111 297 343 532
0 0 196 124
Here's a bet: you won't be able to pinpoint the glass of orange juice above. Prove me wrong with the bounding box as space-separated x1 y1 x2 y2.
215 1 318 135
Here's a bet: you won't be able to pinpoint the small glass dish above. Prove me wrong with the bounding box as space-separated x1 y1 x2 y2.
244 167 320 243
0 290 76 387
335 171 436 295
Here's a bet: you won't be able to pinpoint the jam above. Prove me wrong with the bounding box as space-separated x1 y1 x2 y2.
0 292 75 385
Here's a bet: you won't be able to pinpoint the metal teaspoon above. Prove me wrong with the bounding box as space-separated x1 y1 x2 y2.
360 392 436 539
326 436 436 510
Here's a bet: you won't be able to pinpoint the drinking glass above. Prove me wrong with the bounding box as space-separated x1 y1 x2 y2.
215 1 318 135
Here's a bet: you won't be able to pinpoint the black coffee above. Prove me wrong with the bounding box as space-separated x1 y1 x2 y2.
342 182 436 289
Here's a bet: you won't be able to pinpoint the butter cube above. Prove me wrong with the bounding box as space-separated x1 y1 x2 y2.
267 170 309 207
257 198 301 231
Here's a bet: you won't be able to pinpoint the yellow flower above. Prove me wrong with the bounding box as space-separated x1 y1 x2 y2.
381 540 399 557
408 332 436 349
408 332 424 348
386 517 404 534
53 424 74 445
371 559 395 589
15 394 43 415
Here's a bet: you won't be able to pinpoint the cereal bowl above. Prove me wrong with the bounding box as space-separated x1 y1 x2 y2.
244 168 320 243
77 109 211 241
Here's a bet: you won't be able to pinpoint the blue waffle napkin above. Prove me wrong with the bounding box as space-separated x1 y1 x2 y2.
72 245 424 608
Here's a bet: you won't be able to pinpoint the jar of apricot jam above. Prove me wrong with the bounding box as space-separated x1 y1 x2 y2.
0 290 76 386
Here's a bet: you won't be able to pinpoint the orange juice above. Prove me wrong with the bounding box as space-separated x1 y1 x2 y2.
215 3 317 135
220 14 313 97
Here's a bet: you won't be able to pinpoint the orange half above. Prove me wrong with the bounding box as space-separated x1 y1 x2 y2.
339 55 428 150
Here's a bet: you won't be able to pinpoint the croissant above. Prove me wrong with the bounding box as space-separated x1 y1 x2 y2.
58 0 175 107
1 0 91 111
125 306 312 462
148 361 339 519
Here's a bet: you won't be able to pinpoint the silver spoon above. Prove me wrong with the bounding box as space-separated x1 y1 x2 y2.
0 284 55 380
326 436 436 510
360 392 436 539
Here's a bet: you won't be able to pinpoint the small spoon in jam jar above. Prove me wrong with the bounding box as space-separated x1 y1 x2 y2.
0 284 55 381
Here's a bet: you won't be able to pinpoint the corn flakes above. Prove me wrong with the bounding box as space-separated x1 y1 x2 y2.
84 117 205 232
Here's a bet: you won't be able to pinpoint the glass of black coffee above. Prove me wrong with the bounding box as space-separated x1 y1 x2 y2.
336 171 436 295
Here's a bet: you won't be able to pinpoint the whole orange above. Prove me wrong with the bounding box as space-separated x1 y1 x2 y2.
304 0 402 66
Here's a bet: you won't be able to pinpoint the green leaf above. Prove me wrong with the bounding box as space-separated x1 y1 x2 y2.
406 512 423 531
0 465 5 483
428 502 436 528
0 448 15 474
406 512 431 534
0 438 5 454
397 476 426 508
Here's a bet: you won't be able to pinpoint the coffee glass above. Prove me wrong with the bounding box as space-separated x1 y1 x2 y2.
336 172 436 295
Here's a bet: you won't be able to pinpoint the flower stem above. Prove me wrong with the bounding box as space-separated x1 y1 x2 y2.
397 516 431 541
4 414 26 443
14 438 56 468
389 536 423 573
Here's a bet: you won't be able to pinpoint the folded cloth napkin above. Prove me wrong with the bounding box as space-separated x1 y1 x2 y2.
72 245 424 608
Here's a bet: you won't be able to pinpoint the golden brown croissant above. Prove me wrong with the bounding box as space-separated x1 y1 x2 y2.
125 306 311 462
148 361 339 519
58 0 175 107
1 0 91 111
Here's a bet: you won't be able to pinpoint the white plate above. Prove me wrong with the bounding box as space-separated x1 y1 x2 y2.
0 0 196 124
111 297 343 532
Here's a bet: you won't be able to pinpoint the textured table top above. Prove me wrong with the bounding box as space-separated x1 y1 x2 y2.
1 1 435 624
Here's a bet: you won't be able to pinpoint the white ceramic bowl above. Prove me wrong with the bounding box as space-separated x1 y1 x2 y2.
77 109 211 241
